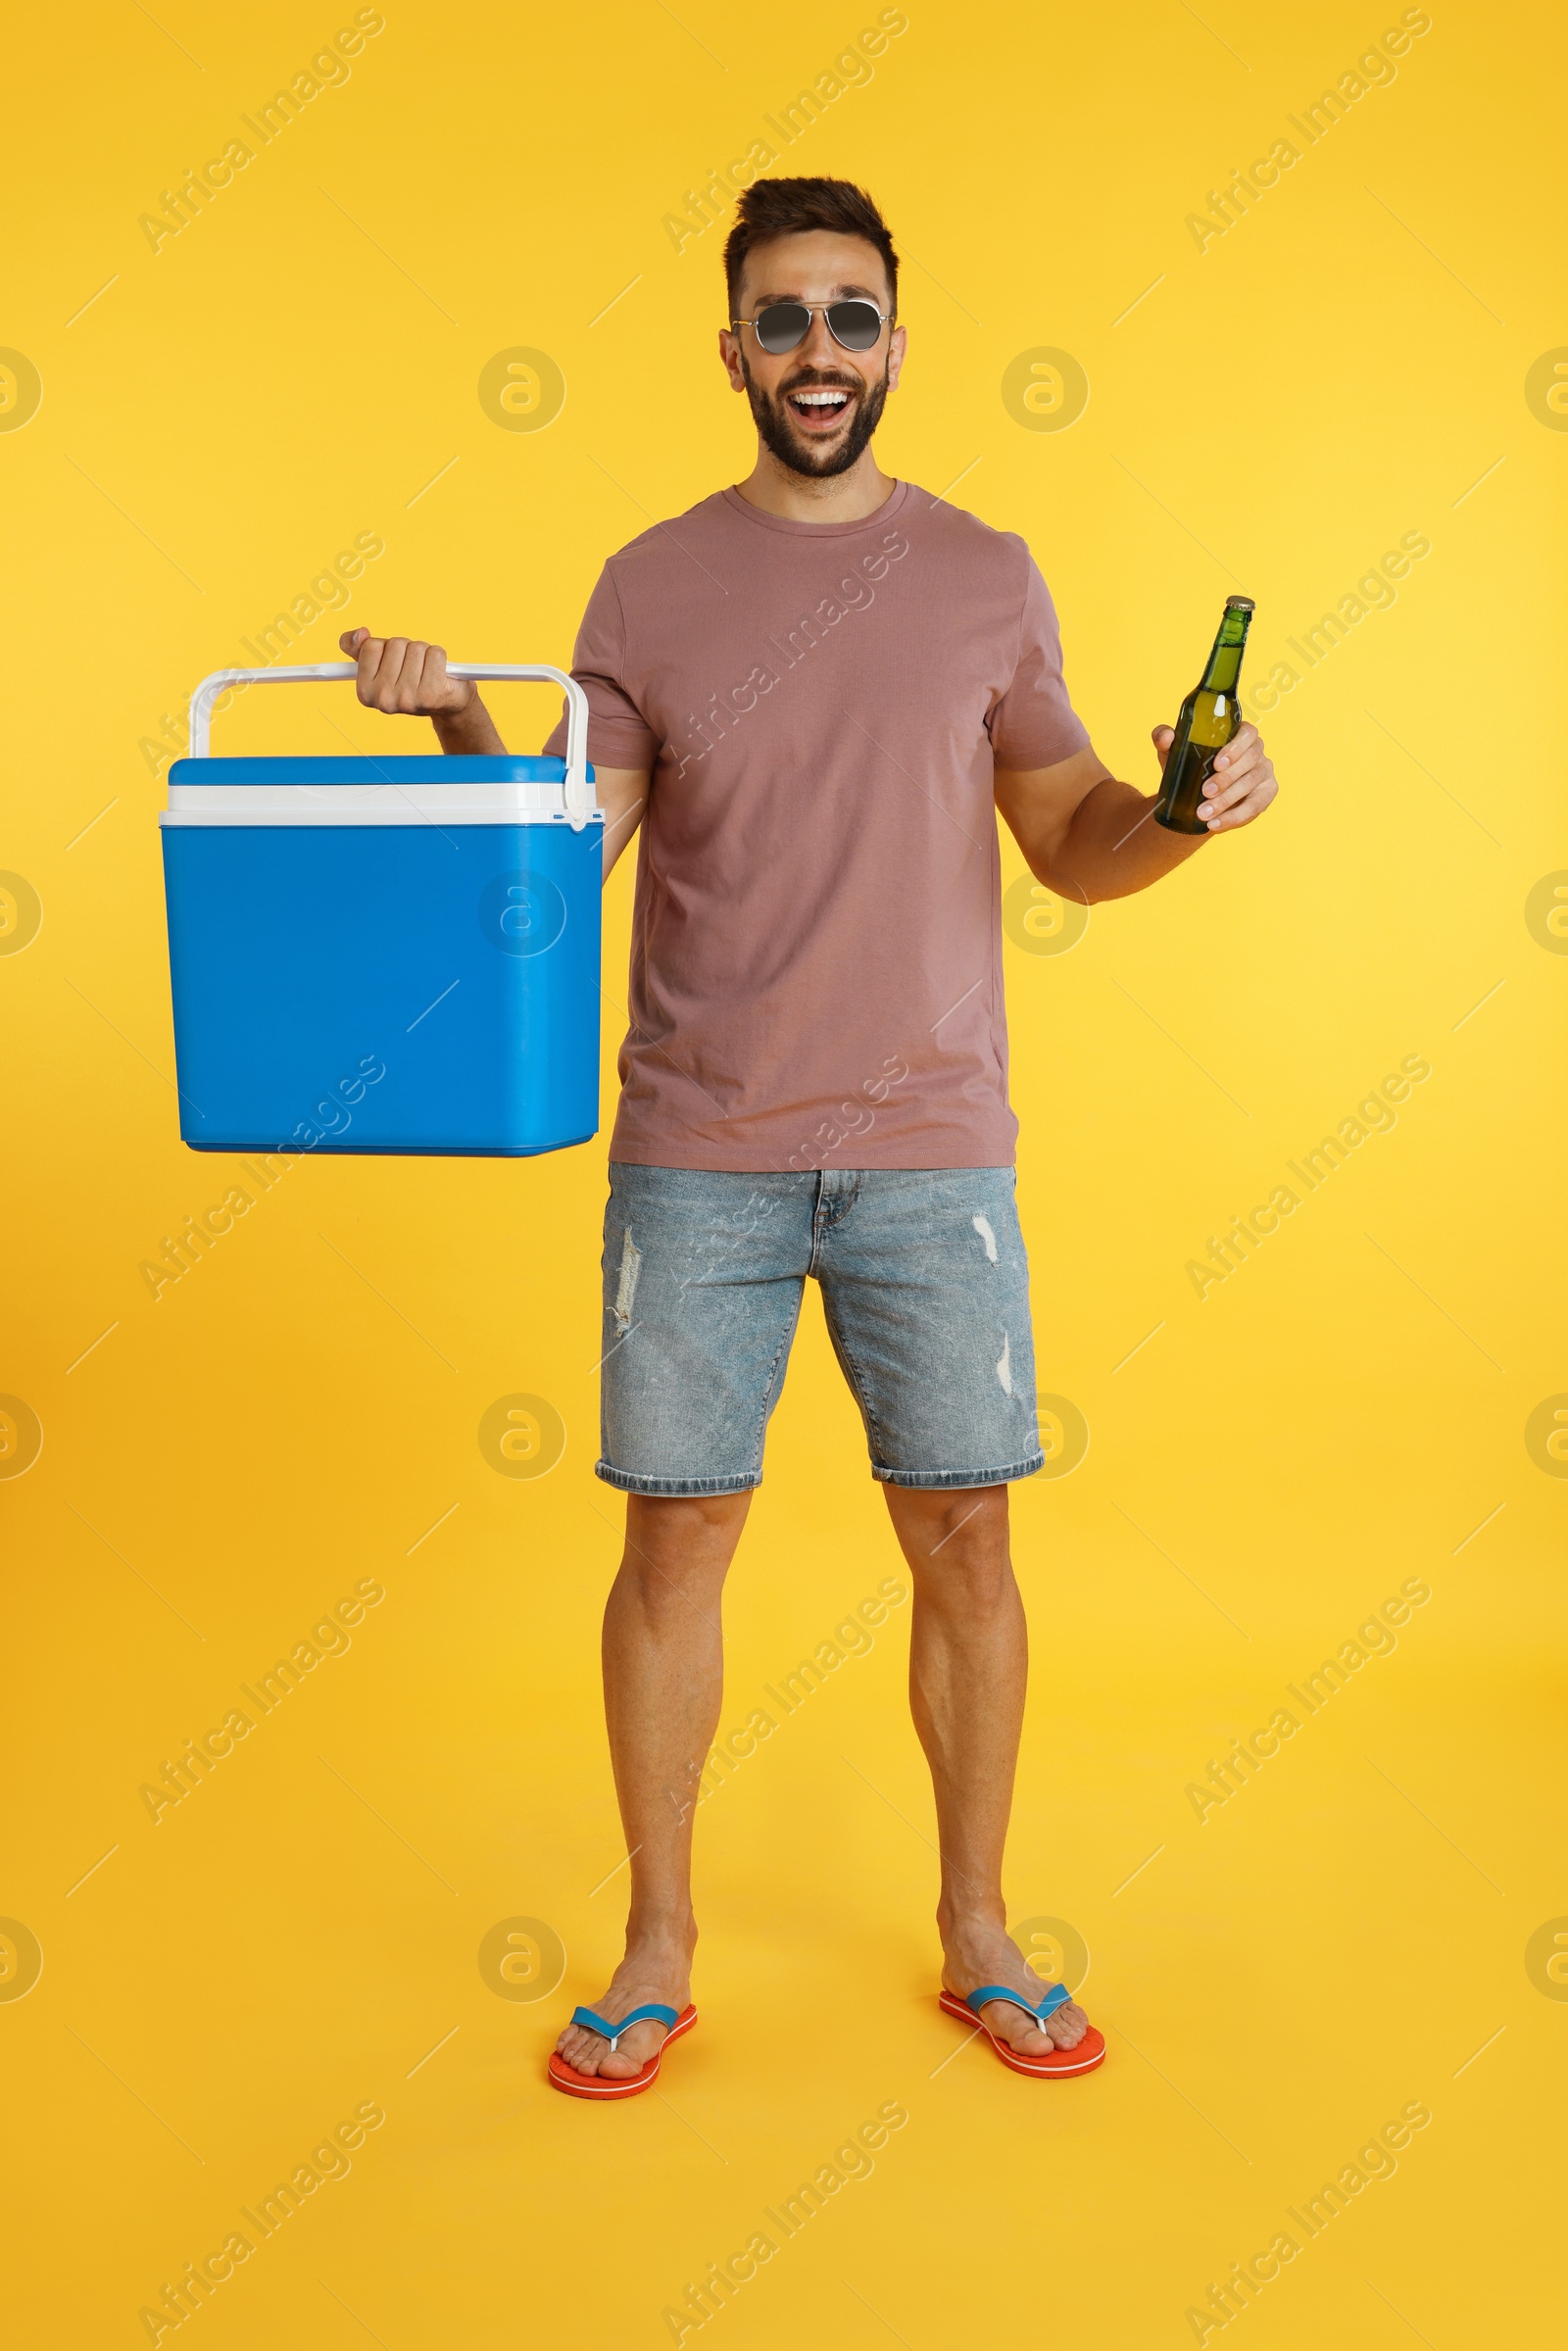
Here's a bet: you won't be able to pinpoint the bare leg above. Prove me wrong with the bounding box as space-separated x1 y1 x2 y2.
556 1490 751 2079
881 1484 1092 2058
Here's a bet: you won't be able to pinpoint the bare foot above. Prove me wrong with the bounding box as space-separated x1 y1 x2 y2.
554 1936 693 2080
941 1920 1092 2060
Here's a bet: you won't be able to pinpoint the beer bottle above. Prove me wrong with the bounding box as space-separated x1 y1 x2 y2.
1153 596 1255 834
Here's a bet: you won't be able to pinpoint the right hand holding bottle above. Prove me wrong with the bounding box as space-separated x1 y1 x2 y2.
339 628 474 715
1152 716 1278 832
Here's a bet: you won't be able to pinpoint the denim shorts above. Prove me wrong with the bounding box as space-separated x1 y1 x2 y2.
597 1164 1045 1495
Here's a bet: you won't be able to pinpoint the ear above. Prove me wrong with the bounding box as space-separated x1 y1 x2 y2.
885 321 907 394
718 325 747 392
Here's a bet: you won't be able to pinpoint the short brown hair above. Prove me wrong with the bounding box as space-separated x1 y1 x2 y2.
723 176 899 320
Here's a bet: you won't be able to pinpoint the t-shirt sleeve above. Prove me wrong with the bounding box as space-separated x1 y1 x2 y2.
540 562 660 771
986 553 1091 771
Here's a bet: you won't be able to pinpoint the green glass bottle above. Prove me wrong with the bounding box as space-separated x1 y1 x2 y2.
1153 596 1255 834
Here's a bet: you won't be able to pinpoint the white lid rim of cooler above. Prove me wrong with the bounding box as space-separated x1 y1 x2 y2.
159 811 607 827
160 780 606 826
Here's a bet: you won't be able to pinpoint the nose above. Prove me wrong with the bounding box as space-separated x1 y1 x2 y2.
797 307 840 366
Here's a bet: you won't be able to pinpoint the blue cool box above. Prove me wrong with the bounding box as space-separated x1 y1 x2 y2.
161 712 604 1155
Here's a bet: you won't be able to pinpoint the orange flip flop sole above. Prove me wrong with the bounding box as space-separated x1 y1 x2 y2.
938 1989 1105 2078
547 2004 698 2100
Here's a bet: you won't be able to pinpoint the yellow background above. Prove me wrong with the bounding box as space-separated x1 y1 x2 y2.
3 1 1564 2343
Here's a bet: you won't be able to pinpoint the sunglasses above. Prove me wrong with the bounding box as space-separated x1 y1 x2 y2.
730 299 893 356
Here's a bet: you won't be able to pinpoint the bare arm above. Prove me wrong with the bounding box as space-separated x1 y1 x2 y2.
594 767 651 879
339 628 650 880
995 723 1279 904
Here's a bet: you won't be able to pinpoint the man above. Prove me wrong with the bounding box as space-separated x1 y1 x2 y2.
341 177 1278 2092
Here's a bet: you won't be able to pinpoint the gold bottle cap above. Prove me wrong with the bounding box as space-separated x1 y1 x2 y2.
1225 595 1255 611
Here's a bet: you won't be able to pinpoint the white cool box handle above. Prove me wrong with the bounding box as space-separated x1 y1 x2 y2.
187 662 595 828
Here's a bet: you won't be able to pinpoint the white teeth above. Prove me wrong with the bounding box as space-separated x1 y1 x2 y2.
793 391 849 407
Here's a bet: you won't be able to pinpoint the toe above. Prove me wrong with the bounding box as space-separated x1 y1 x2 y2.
599 2025 661 2079
560 2032 602 2076
981 2002 1052 2058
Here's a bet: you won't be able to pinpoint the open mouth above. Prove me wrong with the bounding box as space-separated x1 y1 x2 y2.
785 386 855 430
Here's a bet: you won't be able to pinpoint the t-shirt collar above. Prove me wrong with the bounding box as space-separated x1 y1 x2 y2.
717 479 911 538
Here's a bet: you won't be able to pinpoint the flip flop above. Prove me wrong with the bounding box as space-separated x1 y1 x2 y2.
547 2002 698 2101
939 1982 1105 2078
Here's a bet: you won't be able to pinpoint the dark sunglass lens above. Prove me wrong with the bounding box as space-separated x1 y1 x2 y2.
828 301 883 350
755 303 810 354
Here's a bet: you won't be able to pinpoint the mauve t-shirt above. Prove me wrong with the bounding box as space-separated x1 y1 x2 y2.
543 479 1089 1170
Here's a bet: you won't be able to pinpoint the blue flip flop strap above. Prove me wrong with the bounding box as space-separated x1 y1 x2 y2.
570 2002 679 2051
965 1981 1071 2025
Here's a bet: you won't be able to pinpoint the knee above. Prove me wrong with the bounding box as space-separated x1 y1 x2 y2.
619 1491 750 1605
903 1484 1008 1550
898 1488 1013 1599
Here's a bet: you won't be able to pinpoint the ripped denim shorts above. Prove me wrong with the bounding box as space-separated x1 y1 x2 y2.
596 1163 1045 1495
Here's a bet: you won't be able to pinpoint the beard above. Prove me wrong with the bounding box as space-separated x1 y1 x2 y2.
741 354 891 479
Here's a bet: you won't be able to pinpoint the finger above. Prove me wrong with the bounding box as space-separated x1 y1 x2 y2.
1209 743 1258 784
1212 722 1260 770
1216 784 1278 829
1212 775 1259 822
350 632 390 704
339 627 368 657
418 642 463 712
1151 723 1175 772
1202 757 1270 818
1203 741 1263 799
372 637 411 710
396 642 437 712
390 640 424 712
1208 737 1262 804
1203 777 1278 831
393 642 437 713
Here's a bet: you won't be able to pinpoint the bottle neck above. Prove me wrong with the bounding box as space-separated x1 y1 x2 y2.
1200 611 1251 694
